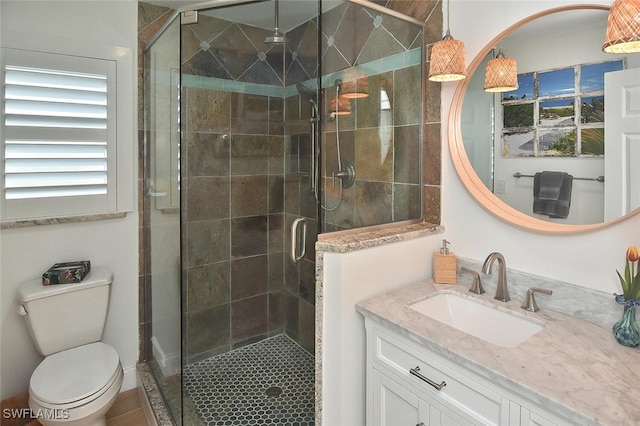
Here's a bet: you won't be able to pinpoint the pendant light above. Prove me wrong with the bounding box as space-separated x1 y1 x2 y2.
428 0 466 82
603 0 640 54
484 49 518 93
341 77 369 99
340 69 369 99
330 95 352 117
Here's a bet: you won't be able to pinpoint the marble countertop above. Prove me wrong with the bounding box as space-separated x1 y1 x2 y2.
356 280 640 426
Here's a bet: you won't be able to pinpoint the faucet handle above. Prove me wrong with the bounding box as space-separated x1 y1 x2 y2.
460 267 485 295
521 287 553 312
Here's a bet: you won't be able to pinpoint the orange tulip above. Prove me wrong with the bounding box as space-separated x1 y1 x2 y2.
619 246 640 300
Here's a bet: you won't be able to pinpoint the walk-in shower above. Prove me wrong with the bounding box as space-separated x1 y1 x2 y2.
142 0 425 423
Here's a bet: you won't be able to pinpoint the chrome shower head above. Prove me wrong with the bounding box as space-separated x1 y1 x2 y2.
296 81 318 117
264 0 288 45
296 82 317 100
265 32 287 45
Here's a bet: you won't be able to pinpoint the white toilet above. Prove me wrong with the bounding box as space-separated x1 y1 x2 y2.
17 267 123 426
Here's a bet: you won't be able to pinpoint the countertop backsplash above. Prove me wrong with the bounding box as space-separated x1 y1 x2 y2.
457 257 621 330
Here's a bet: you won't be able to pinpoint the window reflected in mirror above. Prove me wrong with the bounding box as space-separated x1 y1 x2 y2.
455 6 640 227
501 59 622 158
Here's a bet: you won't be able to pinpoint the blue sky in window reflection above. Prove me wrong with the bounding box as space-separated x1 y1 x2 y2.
501 61 623 157
502 61 623 101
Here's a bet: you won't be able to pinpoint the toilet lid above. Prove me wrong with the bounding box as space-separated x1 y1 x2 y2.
30 342 120 405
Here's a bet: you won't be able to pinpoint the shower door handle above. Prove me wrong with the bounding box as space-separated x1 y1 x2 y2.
291 218 307 263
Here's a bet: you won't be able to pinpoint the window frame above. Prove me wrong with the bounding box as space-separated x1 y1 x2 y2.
1 32 134 222
500 59 624 158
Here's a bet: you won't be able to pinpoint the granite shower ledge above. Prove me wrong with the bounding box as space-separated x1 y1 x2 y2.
316 222 443 253
356 281 640 426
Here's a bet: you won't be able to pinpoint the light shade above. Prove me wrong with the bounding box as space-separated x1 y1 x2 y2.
340 69 369 98
428 32 466 82
341 77 369 99
484 50 518 93
603 0 640 53
330 95 351 116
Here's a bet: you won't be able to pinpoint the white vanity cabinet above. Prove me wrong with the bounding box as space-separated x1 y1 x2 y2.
517 407 572 426
372 369 471 426
364 319 574 426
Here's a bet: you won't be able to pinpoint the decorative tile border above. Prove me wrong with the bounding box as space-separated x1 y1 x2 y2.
182 47 422 98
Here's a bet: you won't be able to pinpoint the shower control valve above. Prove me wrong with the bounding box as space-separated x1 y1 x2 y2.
332 163 356 189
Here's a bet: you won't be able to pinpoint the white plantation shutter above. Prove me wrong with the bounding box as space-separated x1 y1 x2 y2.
2 48 117 219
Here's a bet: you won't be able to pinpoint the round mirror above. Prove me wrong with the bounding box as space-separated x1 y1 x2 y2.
449 5 640 233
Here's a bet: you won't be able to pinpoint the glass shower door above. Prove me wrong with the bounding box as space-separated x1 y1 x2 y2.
179 0 320 361
143 15 183 424
179 1 319 423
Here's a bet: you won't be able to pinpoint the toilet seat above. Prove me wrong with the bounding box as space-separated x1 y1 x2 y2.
30 342 121 408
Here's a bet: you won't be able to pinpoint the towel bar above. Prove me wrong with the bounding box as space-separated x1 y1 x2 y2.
513 172 604 182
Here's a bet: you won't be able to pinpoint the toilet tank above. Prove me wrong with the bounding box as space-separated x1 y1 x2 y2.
17 267 113 356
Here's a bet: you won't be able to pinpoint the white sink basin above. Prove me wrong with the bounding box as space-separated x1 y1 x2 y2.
409 292 543 348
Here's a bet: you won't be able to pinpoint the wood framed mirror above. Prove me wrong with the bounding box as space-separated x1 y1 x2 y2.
448 4 640 233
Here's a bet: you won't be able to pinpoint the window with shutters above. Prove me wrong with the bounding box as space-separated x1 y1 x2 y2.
1 47 119 220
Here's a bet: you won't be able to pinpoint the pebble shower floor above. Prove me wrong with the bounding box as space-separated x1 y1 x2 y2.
184 334 315 425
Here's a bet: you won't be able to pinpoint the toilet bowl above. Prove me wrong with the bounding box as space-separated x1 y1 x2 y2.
17 268 123 426
28 343 123 426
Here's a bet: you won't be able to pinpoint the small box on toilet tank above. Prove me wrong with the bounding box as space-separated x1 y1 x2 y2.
434 239 457 284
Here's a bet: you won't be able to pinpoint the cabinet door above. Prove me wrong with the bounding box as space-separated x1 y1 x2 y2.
428 405 469 426
373 368 424 426
371 325 508 424
520 407 573 426
372 369 472 426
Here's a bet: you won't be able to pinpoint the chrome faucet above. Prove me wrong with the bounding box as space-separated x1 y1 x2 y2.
482 252 510 302
460 266 485 295
521 287 553 312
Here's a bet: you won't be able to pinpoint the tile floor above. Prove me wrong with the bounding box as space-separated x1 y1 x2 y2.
1 389 148 426
184 334 315 426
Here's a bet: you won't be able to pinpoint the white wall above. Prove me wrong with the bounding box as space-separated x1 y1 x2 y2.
322 2 640 425
0 1 139 400
443 0 640 292
321 236 441 426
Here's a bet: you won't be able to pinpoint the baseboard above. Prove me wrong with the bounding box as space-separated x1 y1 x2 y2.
150 336 180 378
120 365 137 392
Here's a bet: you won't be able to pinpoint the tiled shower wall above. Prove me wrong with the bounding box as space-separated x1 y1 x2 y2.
181 87 301 361
180 11 318 361
137 0 442 364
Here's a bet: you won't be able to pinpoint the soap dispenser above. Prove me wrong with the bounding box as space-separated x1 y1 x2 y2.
434 239 457 284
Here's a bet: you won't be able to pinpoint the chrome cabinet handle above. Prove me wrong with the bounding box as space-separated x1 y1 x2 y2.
409 366 446 391
291 218 306 263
